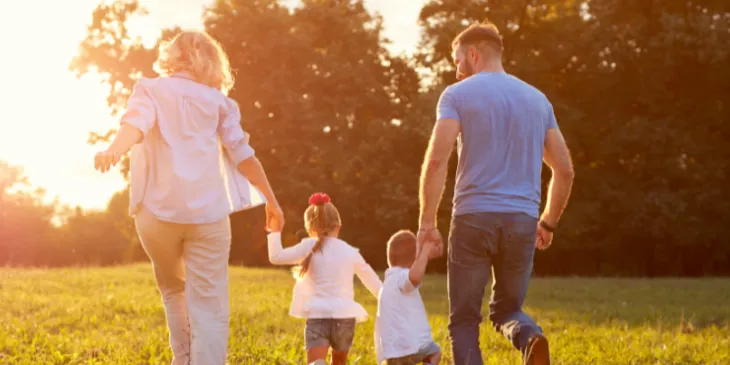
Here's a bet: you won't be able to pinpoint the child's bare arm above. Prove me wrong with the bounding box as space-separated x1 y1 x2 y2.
408 241 434 287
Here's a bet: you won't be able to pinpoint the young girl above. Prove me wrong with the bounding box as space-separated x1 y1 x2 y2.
93 30 283 365
267 193 382 365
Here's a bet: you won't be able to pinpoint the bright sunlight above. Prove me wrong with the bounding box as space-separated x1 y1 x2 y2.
0 0 423 210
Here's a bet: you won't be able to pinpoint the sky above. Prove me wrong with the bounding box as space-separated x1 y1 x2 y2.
0 0 426 211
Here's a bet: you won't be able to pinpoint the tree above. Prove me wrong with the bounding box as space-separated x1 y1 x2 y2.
70 0 424 269
68 0 730 275
417 0 730 275
0 161 58 266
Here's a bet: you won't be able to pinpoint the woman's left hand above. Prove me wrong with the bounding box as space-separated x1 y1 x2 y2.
94 150 120 173
265 202 285 232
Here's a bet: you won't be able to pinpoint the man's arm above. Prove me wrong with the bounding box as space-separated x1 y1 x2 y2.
418 118 460 229
541 128 575 227
418 88 460 256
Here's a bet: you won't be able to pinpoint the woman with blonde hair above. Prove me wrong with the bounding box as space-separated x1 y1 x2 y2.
267 193 381 365
94 30 283 364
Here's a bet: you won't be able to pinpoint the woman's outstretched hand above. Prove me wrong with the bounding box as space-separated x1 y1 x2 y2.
94 150 121 173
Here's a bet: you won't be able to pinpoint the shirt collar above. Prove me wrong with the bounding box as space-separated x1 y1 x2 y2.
170 71 194 80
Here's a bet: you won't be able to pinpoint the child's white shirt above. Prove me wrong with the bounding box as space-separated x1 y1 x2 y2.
375 266 434 364
267 232 381 321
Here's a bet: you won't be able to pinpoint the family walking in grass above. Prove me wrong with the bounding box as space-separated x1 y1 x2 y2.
94 20 574 365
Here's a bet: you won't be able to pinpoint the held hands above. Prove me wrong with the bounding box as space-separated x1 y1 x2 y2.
417 227 443 260
420 239 436 259
94 149 121 173
265 202 285 233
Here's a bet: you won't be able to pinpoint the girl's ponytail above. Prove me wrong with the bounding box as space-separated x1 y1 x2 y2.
297 193 341 278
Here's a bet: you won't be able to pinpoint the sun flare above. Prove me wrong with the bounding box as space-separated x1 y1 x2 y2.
0 0 421 211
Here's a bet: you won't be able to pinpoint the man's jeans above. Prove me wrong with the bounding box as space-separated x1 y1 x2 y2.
447 212 543 365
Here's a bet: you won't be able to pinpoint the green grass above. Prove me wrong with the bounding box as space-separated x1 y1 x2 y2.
1 265 729 364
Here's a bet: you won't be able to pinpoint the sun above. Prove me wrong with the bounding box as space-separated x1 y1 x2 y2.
0 0 418 210
0 0 208 211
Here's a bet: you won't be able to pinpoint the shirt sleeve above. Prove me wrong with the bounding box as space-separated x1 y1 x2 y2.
218 97 256 166
546 102 559 130
353 252 382 298
120 80 156 139
436 87 460 122
397 268 417 294
267 233 314 265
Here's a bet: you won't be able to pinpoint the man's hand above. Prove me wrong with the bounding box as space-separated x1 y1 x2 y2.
417 228 443 259
539 127 574 250
422 240 442 260
94 149 121 173
265 202 284 232
535 223 553 250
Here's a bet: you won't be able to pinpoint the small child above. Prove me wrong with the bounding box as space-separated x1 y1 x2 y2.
267 192 382 365
375 230 441 365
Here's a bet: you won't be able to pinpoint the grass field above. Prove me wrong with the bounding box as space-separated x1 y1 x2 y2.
1 265 729 365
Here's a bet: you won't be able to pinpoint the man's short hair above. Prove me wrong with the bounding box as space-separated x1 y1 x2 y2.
452 22 504 54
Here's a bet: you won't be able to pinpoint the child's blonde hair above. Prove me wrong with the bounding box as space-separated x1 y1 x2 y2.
297 193 341 278
154 30 234 94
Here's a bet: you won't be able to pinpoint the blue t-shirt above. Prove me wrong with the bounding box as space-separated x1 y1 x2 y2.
436 72 559 218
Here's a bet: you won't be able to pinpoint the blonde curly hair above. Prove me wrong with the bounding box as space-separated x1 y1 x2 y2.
154 30 234 94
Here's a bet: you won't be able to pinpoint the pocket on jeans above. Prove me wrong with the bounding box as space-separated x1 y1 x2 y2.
335 318 355 337
502 215 538 269
305 319 326 344
449 215 492 266
506 214 538 246
332 318 356 351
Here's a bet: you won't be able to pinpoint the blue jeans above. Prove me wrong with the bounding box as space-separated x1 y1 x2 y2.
447 212 542 365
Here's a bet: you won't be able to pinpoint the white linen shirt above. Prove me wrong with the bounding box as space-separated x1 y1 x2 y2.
122 72 263 223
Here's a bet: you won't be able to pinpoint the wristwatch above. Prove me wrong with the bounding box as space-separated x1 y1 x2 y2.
539 220 555 233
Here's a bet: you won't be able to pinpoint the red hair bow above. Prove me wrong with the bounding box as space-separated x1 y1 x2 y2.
308 192 331 206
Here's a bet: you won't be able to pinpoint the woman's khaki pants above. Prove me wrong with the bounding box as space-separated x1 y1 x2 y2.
135 208 231 365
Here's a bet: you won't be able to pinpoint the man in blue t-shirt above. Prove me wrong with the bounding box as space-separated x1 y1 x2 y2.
417 22 575 365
